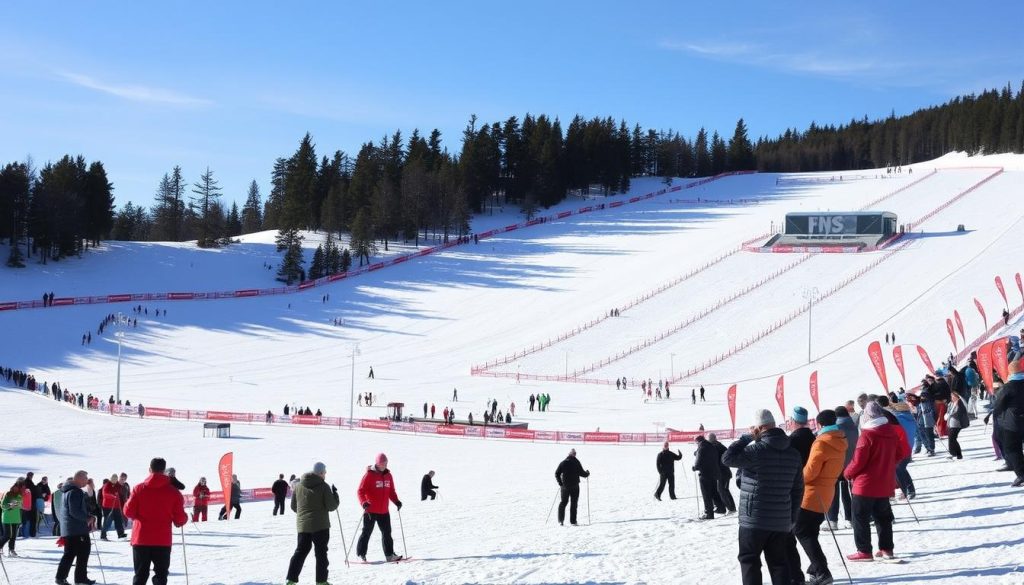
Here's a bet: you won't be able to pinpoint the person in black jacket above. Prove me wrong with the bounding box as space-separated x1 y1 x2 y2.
24 472 40 537
693 435 723 519
788 407 816 465
272 474 290 515
166 468 186 491
708 433 736 513
723 409 804 585
554 449 590 526
421 471 438 501
994 355 1024 487
655 442 683 500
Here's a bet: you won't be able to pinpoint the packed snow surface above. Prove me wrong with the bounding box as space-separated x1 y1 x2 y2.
2 153 1024 584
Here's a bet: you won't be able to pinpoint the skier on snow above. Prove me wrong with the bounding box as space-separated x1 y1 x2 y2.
285 462 339 585
554 449 590 526
356 453 403 562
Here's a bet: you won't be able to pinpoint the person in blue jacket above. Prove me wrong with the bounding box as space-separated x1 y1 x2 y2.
890 402 918 498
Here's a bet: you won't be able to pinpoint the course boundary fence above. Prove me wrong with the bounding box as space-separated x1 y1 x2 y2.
479 168 1002 387
0 172 756 313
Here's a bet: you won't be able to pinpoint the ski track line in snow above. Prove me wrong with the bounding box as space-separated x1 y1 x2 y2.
0 172 750 312
497 168 1001 387
471 170 940 379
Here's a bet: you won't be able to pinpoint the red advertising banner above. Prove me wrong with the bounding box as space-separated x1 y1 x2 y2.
583 432 621 443
996 276 1008 308
218 452 233 521
975 298 988 330
917 345 935 375
775 376 786 420
946 318 958 352
727 384 737 432
868 341 889 392
893 346 906 388
954 310 965 343
993 338 1010 382
978 342 995 394
808 371 820 413
1017 273 1023 305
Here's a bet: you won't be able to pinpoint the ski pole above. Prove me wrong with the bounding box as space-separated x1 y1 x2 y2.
92 531 109 585
816 494 853 585
586 478 591 526
190 519 202 535
544 487 560 525
180 526 190 585
0 543 10 585
344 513 363 565
900 490 921 524
397 508 408 558
693 469 700 517
334 508 349 567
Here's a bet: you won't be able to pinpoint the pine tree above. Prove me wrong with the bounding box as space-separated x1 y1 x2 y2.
694 128 711 176
340 247 352 273
727 118 755 171
275 227 305 284
240 180 263 234
0 162 30 267
226 201 242 238
710 131 728 175
81 161 115 248
190 167 223 247
309 244 325 279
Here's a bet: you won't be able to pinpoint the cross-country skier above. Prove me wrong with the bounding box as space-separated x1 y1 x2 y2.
285 462 339 585
356 454 403 562
554 449 590 526
654 442 682 500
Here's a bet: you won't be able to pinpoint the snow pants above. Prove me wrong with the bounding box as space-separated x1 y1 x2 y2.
737 526 791 585
852 495 894 554
558 484 580 525
356 512 394 558
132 545 171 585
827 477 852 523
895 457 915 495
286 529 330 583
716 476 736 512
1000 429 1024 480
948 427 964 459
793 509 828 578
654 474 676 499
56 534 91 584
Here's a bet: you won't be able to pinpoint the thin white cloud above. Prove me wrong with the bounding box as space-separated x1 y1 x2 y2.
660 38 914 84
56 71 212 107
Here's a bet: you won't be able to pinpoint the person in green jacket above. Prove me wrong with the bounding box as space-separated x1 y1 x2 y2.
285 462 339 585
0 478 24 556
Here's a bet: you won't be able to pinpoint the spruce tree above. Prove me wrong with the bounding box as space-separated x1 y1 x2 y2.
727 118 755 171
309 243 325 279
226 201 242 237
0 162 30 267
694 128 712 176
340 248 352 273
241 180 263 234
190 167 223 247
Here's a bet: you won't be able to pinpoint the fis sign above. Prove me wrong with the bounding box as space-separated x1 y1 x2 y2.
807 215 854 235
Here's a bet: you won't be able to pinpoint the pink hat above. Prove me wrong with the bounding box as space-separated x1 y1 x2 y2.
375 453 388 468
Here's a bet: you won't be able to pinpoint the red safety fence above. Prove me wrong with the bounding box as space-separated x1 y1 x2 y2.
183 487 276 508
1 172 755 313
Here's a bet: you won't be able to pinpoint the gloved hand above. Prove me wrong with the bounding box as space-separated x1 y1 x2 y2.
331 484 338 494
362 501 370 510
396 501 403 511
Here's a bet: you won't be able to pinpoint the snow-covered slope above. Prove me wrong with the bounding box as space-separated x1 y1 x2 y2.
2 155 1023 584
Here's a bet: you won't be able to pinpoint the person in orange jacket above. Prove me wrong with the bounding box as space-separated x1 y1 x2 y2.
123 458 188 585
355 453 403 562
793 410 848 585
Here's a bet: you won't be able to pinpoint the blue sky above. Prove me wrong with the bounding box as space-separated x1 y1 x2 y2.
2 1 1022 209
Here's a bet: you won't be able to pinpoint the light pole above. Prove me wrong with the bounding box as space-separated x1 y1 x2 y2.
349 343 361 426
670 353 676 379
115 331 124 403
802 287 820 363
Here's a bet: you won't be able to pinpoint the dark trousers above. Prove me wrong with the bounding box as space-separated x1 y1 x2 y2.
558 484 580 524
102 506 126 537
827 478 852 523
219 503 241 519
56 534 91 583
1000 429 1024 479
738 526 792 585
356 512 394 557
793 509 828 578
717 476 736 512
286 529 330 583
132 545 172 585
655 474 676 499
698 476 718 516
948 427 963 459
28 502 38 537
273 495 286 515
0 523 17 551
421 490 436 501
895 457 915 495
852 495 894 554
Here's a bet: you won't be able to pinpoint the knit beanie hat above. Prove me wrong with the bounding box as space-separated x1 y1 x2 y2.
791 406 809 424
313 462 327 474
861 401 884 424
375 453 388 468
753 409 775 427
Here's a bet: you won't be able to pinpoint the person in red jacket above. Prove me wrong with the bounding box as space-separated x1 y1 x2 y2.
355 453 403 562
843 402 910 562
191 478 210 522
124 458 188 585
100 474 126 540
